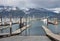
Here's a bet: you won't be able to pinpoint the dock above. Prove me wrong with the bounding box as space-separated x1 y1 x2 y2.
12 25 30 34
48 20 58 25
0 25 30 37
0 36 51 41
0 26 10 29
42 25 60 41
48 21 58 25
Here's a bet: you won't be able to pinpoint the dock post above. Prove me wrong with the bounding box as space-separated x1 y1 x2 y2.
25 16 28 36
0 16 2 25
1 16 2 23
47 18 48 28
19 17 23 34
10 22 12 36
19 17 22 29
9 15 12 36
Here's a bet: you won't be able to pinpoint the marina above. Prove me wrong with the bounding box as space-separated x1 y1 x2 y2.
42 25 60 41
0 0 60 41
0 17 60 41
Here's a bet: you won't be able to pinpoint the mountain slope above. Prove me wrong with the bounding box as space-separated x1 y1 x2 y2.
0 6 25 17
0 6 57 18
25 8 57 18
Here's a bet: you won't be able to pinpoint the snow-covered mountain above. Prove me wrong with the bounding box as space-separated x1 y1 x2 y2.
23 8 57 18
0 5 57 18
47 8 60 13
0 6 25 17
0 6 17 11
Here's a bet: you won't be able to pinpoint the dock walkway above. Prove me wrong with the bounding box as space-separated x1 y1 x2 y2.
0 25 30 36
42 25 60 41
0 36 51 41
0 26 10 29
12 25 30 34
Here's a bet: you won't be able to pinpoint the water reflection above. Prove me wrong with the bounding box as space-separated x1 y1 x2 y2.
42 18 60 34
0 19 60 35
0 24 19 33
48 23 60 34
20 20 46 36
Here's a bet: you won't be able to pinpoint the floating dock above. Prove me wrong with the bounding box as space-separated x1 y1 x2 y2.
12 25 30 34
0 26 10 29
0 24 30 37
42 25 60 41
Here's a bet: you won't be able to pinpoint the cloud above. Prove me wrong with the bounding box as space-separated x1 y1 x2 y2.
0 0 60 8
29 0 60 8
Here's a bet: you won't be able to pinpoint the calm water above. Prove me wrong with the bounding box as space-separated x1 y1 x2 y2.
0 19 60 35
20 20 46 36
0 24 19 33
48 23 60 34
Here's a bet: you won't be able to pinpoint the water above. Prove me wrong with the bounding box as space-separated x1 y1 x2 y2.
20 20 46 36
0 20 60 41
48 22 60 34
0 19 60 35
0 27 10 33
0 24 19 33
42 18 60 34
12 24 19 32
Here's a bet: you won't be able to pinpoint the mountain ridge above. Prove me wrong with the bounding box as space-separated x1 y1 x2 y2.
0 6 57 18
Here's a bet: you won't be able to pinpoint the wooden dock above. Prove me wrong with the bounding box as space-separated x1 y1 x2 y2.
0 25 30 37
0 26 10 29
0 36 51 41
12 25 30 34
42 25 60 41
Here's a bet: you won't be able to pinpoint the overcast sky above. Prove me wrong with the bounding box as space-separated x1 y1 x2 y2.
0 0 60 9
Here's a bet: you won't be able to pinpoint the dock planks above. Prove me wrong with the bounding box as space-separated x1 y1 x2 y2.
0 25 30 36
42 25 60 41
12 25 30 34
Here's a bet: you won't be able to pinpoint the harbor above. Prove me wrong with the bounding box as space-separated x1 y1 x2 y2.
0 1 60 40
0 17 60 41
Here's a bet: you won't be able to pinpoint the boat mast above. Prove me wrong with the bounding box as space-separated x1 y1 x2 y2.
0 14 2 23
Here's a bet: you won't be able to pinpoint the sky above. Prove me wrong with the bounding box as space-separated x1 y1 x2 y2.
0 0 60 9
